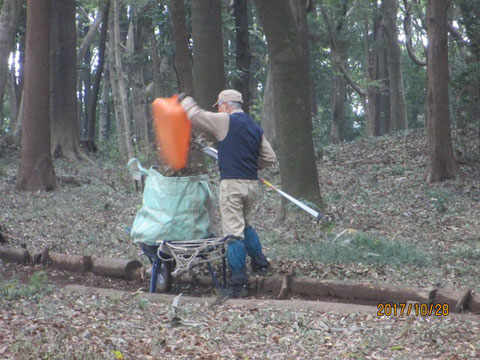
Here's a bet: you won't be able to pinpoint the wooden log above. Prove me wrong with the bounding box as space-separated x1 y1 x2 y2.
91 257 142 280
48 252 92 273
0 246 30 265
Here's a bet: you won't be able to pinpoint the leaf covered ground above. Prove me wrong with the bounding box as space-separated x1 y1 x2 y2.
1 129 480 358
1 283 480 359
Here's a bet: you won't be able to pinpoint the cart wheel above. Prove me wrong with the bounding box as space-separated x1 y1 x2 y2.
156 260 172 292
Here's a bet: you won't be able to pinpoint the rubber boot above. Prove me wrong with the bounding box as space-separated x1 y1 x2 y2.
221 240 249 298
244 226 270 274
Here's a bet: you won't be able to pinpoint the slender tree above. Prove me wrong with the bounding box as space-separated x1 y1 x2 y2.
169 0 194 95
50 0 85 159
260 64 276 148
233 0 250 113
168 0 207 174
0 0 22 126
425 0 456 182
254 0 324 209
128 5 150 153
98 66 111 142
85 0 110 144
191 0 226 109
382 0 407 132
327 0 350 143
111 0 134 159
16 0 56 191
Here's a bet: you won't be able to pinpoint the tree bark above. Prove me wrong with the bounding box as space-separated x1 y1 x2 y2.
16 0 56 191
107 26 127 156
169 0 194 95
86 0 109 143
98 66 111 142
254 0 324 209
150 34 168 98
50 0 85 159
364 14 383 137
13 88 23 137
425 0 456 183
81 39 92 139
0 0 22 124
331 75 347 143
111 0 134 159
260 64 276 149
7 63 18 131
128 5 150 154
327 0 350 143
191 0 226 109
382 0 407 132
289 0 316 118
233 0 250 113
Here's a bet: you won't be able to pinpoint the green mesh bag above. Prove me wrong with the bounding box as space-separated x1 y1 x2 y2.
128 159 212 245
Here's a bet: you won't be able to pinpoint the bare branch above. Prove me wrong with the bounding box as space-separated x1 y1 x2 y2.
402 0 426 66
77 8 104 62
318 1 367 97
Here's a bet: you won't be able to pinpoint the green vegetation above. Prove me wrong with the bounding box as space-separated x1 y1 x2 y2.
267 231 432 267
0 271 52 301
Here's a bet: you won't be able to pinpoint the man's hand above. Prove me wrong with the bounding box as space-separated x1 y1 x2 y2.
177 92 188 103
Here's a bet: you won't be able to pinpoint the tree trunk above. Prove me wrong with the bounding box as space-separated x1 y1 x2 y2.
169 0 194 95
85 0 109 143
458 0 480 155
289 0 316 118
150 35 167 98
81 42 92 138
16 0 56 191
377 44 389 135
168 0 207 175
0 0 22 123
254 0 324 209
7 64 18 131
50 0 85 159
128 6 150 154
382 0 407 132
111 0 134 159
17 12 26 104
425 0 457 183
98 66 111 142
191 0 226 109
13 88 23 137
107 29 127 156
260 63 276 149
233 0 250 113
364 15 383 137
330 75 347 144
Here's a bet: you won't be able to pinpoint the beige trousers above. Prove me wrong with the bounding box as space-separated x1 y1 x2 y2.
219 179 259 238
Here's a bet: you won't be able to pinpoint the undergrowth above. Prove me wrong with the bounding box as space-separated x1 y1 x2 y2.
266 231 432 267
0 271 52 301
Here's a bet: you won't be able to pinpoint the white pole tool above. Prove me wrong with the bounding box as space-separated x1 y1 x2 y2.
202 146 323 220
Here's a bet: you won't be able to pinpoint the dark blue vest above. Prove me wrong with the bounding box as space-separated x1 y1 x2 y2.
218 112 263 180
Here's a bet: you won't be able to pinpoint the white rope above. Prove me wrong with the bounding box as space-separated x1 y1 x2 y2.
157 237 226 276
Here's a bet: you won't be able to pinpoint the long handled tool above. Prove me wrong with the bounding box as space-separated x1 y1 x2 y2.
202 146 325 220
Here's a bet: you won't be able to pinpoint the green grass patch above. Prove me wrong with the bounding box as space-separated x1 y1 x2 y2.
0 271 52 301
267 232 432 267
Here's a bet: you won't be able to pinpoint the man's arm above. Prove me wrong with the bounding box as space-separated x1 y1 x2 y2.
180 96 229 141
257 135 277 170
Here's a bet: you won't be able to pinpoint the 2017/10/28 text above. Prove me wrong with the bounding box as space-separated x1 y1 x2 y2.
377 303 450 317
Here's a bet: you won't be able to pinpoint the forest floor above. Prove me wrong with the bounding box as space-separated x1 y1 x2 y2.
1 129 480 359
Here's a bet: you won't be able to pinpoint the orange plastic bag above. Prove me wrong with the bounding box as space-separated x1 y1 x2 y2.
152 96 191 170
